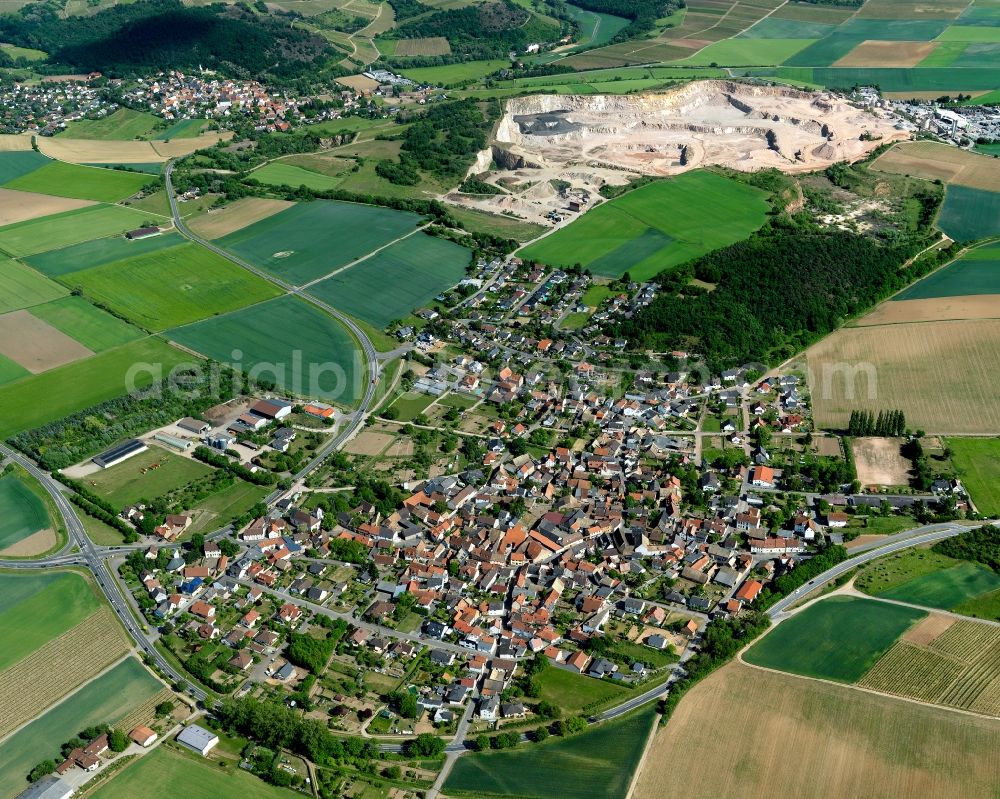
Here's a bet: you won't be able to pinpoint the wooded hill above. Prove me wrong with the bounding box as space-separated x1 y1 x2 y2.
0 0 333 80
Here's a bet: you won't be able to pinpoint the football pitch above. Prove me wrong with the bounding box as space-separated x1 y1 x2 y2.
519 171 770 280
216 200 424 285
169 295 365 406
61 242 283 331
306 232 470 327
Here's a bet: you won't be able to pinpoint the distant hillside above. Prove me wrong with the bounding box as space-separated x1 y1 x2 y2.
0 0 334 80
389 0 564 58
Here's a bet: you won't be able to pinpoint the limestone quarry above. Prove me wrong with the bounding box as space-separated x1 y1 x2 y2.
446 80 909 227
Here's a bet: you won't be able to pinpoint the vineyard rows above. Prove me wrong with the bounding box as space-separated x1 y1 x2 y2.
116 687 174 734
858 642 966 703
940 641 1000 713
930 622 1000 661
0 609 131 740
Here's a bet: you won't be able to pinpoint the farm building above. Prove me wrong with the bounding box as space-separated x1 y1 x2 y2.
176 724 219 756
177 416 210 434
15 776 74 799
91 438 148 469
250 398 292 420
129 725 158 747
125 226 162 240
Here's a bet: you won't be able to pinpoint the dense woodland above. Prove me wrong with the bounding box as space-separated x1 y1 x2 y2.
0 0 334 80
570 0 683 42
934 525 1000 572
614 202 951 369
389 0 564 58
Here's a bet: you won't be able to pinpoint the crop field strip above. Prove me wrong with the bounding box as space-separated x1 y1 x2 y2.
24 231 184 277
168 294 364 406
807 318 1000 434
0 204 151 257
216 199 424 285
0 473 50 550
27 296 144 353
0 258 67 314
305 231 471 327
2 160 150 203
0 608 131 740
60 241 285 332
634 659 1000 799
0 337 191 439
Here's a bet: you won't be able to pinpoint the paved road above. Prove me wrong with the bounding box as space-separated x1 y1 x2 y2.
766 520 990 619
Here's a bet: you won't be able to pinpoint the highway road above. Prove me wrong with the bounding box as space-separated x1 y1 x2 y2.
766 520 991 619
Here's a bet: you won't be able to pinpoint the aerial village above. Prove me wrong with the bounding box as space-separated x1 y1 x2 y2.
67 253 969 772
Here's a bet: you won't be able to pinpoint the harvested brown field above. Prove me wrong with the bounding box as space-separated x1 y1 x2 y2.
37 137 164 164
37 133 232 163
0 188 95 226
0 310 93 373
846 534 888 550
834 40 937 68
872 141 1000 192
852 437 911 486
0 134 34 151
187 197 295 239
343 430 394 455
150 132 232 158
635 660 1000 799
0 526 56 557
395 36 450 55
855 295 1000 326
336 74 379 92
903 613 954 646
807 319 1000 434
856 0 967 18
0 608 131 740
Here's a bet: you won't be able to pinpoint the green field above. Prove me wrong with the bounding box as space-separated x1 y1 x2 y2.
0 337 189 438
439 205 546 243
169 295 363 405
0 151 49 184
519 171 770 279
59 109 159 140
0 570 101 671
564 3 630 51
0 204 152 257
535 665 631 714
937 186 1000 241
745 65 1000 92
250 161 345 191
738 17 838 38
307 232 470 327
0 42 46 60
153 118 208 139
878 562 1000 610
29 296 144 352
3 161 151 203
947 437 1000 516
25 231 184 277
855 548 959 596
188 480 269 535
952 588 1000 621
387 390 436 422
445 707 656 799
87 446 216 508
743 596 925 682
938 25 1000 42
0 658 162 799
0 354 29 385
398 59 509 84
0 473 51 551
90 744 296 799
682 38 816 66
217 200 424 285
63 242 283 331
0 258 67 313
894 245 1000 299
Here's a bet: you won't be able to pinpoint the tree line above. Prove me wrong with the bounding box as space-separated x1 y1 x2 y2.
847 409 906 437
